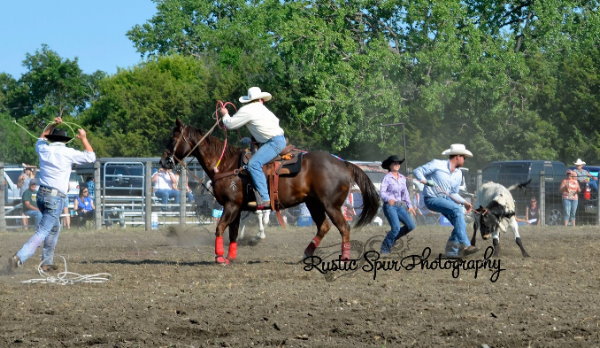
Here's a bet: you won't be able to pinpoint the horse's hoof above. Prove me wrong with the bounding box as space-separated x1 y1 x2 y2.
215 256 230 265
304 245 317 257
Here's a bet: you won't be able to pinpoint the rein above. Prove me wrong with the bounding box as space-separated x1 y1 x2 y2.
169 100 238 189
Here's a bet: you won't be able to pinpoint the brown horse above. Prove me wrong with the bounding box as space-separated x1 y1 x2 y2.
160 119 380 264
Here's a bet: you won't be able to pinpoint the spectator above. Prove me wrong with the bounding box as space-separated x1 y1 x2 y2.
517 197 540 225
17 166 36 196
560 170 581 226
572 158 598 192
21 179 42 229
525 197 539 225
62 197 71 230
413 144 476 258
85 176 95 198
296 203 313 227
74 186 95 227
379 155 416 254
152 166 180 209
173 169 195 203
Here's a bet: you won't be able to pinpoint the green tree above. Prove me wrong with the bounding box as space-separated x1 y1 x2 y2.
81 55 220 157
107 1 600 166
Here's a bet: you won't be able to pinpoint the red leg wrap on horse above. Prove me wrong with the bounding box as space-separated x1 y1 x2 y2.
342 242 351 261
303 237 322 257
215 236 224 256
228 242 238 260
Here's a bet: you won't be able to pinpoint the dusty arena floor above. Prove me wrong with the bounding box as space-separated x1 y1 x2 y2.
1 222 599 347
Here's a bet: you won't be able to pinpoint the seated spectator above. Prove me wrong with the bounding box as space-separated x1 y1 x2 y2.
74 187 95 227
152 166 180 209
525 197 539 225
296 203 313 227
173 170 195 203
518 197 540 225
21 179 42 229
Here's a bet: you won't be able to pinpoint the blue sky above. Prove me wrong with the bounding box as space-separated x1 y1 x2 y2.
0 1 157 78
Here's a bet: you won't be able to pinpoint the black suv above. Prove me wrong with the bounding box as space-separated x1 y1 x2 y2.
102 162 145 196
482 160 567 225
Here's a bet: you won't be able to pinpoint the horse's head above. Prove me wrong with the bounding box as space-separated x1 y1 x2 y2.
160 118 191 170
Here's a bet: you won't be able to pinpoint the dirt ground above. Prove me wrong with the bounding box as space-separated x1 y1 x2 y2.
1 221 599 347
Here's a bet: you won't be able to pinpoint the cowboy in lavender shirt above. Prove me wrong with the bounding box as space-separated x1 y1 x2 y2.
379 155 416 254
413 144 477 258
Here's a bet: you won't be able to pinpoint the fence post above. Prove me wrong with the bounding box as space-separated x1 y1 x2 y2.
145 161 153 231
476 170 482 193
539 171 546 226
179 169 187 225
0 162 5 232
94 161 102 230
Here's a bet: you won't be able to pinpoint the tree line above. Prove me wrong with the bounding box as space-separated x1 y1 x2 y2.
1 0 598 170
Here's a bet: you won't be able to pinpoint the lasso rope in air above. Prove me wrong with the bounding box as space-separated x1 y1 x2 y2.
21 256 111 285
212 100 238 172
13 119 87 144
173 100 237 175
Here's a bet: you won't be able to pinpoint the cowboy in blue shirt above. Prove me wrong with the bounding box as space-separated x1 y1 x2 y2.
413 144 477 258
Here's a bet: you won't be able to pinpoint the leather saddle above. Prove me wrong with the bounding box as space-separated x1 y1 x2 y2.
239 145 304 176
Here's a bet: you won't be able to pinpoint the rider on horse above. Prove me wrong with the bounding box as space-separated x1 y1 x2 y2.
218 87 286 209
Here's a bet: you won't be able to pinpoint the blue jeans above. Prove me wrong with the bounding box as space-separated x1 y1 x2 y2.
25 210 43 228
248 135 286 202
155 189 180 205
424 196 470 257
16 190 65 265
381 203 416 253
563 199 578 222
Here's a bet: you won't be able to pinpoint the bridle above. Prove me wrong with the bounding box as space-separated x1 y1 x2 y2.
166 100 236 175
167 121 221 170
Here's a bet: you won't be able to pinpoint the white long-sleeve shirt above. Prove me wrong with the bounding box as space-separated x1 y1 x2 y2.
222 102 284 143
36 139 96 194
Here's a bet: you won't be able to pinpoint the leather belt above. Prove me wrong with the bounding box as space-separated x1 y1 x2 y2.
38 185 67 198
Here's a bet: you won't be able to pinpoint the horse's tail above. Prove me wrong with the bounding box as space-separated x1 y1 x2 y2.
346 162 381 227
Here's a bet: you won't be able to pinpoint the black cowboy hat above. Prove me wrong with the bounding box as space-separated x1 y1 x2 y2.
381 155 405 170
46 128 72 143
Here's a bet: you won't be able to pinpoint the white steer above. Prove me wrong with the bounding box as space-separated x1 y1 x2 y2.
472 181 530 257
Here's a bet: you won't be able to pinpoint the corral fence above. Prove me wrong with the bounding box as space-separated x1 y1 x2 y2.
1 159 219 231
2 161 599 231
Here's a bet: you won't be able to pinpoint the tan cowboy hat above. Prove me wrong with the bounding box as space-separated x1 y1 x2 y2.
239 87 272 104
441 143 473 157
574 158 586 166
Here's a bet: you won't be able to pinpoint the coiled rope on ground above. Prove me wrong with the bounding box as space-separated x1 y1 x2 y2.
21 255 111 285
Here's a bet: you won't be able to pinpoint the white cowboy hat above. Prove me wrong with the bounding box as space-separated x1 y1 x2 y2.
574 158 586 166
239 87 272 104
441 143 473 157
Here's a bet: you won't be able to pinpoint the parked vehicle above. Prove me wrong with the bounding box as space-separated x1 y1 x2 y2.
102 162 145 196
482 160 568 225
3 165 24 205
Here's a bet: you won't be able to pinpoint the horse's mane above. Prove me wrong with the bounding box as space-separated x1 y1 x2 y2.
186 125 242 163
